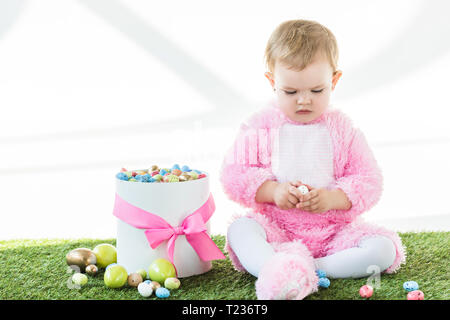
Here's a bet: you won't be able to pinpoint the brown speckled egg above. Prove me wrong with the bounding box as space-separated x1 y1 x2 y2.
85 264 98 276
151 281 161 290
128 273 143 287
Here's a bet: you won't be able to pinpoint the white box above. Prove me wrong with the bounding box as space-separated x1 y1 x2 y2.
115 174 213 278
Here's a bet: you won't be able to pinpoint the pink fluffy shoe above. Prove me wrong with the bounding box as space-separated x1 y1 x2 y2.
255 252 319 300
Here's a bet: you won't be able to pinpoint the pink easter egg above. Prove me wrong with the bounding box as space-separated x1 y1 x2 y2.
407 290 424 300
198 173 206 179
120 168 128 172
359 285 373 298
151 171 160 176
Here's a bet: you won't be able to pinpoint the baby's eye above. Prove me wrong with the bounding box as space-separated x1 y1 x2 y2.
284 90 296 95
311 89 324 93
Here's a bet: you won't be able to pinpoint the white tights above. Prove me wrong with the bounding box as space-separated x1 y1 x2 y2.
227 217 397 279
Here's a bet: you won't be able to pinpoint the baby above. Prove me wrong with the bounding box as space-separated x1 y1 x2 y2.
220 19 406 300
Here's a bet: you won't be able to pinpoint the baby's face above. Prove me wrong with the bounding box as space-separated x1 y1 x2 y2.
266 56 341 124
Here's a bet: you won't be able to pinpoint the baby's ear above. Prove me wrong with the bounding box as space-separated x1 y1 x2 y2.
264 72 275 87
332 70 343 90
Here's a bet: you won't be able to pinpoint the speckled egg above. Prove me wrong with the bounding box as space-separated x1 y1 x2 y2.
316 269 327 278
151 281 161 290
359 285 374 298
403 281 419 292
72 273 88 286
407 290 424 300
164 277 181 290
297 185 309 195
171 169 182 176
137 282 153 298
127 273 143 287
165 175 179 183
189 171 198 180
181 165 191 172
116 172 129 181
85 264 98 276
318 277 330 288
155 287 170 298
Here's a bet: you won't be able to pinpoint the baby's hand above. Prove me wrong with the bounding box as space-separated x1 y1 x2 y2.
290 184 333 214
273 182 301 210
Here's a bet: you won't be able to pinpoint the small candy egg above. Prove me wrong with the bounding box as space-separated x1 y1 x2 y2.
116 172 129 181
198 173 206 179
120 168 128 172
171 164 181 171
137 282 153 298
318 277 330 288
181 173 191 180
153 174 163 182
85 264 98 276
155 287 170 298
359 285 374 298
128 273 143 287
151 280 161 290
72 273 88 286
164 277 181 290
189 172 199 180
150 170 160 177
403 281 419 292
407 290 424 300
150 165 159 171
297 185 309 195
159 169 167 176
193 170 202 174
171 169 182 176
129 178 137 182
315 269 327 278
131 171 138 177
164 175 179 183
181 165 191 172
136 269 147 280
124 171 133 178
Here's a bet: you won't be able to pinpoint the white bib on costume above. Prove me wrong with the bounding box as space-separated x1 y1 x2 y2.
271 123 335 189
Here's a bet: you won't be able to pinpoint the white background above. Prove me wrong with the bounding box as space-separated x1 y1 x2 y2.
1 0 449 240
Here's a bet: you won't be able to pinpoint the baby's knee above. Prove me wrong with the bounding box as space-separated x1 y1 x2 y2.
227 217 267 241
361 236 397 271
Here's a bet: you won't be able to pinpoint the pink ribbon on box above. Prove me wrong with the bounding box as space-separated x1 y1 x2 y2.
113 193 225 265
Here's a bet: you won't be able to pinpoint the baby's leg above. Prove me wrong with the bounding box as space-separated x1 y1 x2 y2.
314 236 397 279
227 217 276 277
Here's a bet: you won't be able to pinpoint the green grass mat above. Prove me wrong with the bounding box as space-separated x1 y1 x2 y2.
0 232 449 300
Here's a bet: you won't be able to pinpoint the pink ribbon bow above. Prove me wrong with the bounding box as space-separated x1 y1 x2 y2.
113 193 225 266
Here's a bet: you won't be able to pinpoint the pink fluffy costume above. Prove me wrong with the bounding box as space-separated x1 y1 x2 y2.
220 99 406 300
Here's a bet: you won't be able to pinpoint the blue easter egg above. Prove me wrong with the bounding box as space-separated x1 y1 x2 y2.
160 169 167 176
316 269 327 278
155 287 170 298
403 281 419 292
318 277 330 288
144 280 151 284
172 164 181 171
181 165 191 172
116 172 129 181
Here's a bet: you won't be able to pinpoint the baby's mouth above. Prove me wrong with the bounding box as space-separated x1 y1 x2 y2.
296 109 312 114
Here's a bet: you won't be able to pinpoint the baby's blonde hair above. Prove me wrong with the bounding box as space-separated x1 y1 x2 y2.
264 19 339 74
